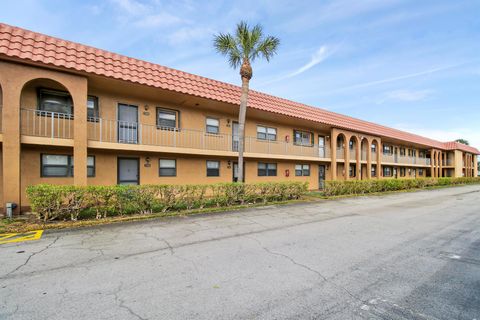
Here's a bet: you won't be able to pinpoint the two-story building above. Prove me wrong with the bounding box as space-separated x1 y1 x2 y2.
0 23 478 214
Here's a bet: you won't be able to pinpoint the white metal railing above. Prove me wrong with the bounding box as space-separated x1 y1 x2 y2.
371 151 377 162
21 108 73 139
361 150 367 161
87 117 330 158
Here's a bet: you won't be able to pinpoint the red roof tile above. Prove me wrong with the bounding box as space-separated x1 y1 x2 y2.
0 23 478 154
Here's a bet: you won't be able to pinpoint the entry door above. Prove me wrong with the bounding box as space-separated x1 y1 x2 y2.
118 104 138 144
394 147 398 163
318 165 326 189
393 167 398 178
118 158 139 185
318 136 326 158
232 122 239 151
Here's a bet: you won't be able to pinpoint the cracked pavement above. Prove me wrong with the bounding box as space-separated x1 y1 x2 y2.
1 185 480 319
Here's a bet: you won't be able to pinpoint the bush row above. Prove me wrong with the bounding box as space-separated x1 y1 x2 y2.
26 182 309 221
323 177 480 196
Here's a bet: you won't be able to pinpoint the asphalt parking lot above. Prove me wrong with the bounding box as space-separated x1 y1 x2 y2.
1 185 479 319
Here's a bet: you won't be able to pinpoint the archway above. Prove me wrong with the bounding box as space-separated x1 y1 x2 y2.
20 78 74 139
348 136 360 179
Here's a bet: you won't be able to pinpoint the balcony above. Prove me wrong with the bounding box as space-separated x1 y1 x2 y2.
18 109 332 159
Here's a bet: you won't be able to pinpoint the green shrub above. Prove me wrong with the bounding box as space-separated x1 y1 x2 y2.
324 177 480 196
26 182 309 221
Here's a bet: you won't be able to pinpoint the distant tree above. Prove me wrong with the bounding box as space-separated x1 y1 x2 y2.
213 21 280 183
455 139 469 145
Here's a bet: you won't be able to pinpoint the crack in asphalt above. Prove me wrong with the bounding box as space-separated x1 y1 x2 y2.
245 235 391 319
4 236 60 276
113 282 147 320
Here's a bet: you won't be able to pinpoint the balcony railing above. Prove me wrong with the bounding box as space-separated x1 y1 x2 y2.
86 117 331 158
336 148 344 159
349 148 356 160
21 109 73 139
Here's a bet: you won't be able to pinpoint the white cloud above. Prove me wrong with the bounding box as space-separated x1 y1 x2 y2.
288 46 332 77
393 125 480 149
110 0 147 15
379 89 434 103
331 62 468 93
135 12 186 28
167 26 213 45
260 45 334 85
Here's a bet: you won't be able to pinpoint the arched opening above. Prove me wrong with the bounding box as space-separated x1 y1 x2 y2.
348 136 360 179
335 133 347 180
20 78 74 139
360 138 369 179
336 134 346 159
20 78 75 207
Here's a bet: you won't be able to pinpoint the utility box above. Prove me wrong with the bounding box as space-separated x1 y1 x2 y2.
6 202 17 219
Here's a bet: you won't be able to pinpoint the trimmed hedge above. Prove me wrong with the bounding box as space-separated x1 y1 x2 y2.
26 182 309 221
323 177 480 196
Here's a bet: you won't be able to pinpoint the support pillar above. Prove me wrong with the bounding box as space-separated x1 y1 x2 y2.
366 140 372 179
330 130 337 180
2 82 22 214
355 138 361 180
72 81 88 186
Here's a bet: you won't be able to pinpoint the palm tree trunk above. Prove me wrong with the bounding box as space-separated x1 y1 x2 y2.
237 76 249 183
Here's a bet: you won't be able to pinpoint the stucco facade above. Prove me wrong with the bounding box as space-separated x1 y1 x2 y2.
0 24 478 214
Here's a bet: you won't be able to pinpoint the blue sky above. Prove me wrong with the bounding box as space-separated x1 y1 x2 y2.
1 0 479 147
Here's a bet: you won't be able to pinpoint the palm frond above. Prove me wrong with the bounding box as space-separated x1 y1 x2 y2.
213 21 280 71
254 36 280 62
213 33 242 68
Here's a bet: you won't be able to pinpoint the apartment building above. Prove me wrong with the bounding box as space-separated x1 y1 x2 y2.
0 23 478 214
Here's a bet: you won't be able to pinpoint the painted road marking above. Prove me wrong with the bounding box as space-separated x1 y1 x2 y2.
0 230 44 244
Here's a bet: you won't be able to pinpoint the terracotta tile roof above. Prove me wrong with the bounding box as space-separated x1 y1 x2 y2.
0 23 478 154
443 141 479 154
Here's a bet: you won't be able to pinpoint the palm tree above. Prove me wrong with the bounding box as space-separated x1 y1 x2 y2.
214 21 280 183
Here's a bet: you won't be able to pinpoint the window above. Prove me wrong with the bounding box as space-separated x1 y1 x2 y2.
349 140 355 150
419 150 426 158
383 144 393 154
400 148 406 156
206 160 220 176
157 108 178 129
38 89 73 115
295 164 310 176
159 159 176 177
258 163 277 176
400 167 406 177
419 169 424 176
371 165 377 177
257 126 277 141
87 156 95 177
41 154 95 177
87 96 99 120
371 143 377 153
293 130 313 146
206 117 220 134
383 166 392 177
349 164 356 177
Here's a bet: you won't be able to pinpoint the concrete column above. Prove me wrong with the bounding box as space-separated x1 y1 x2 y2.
377 139 382 179
72 80 88 186
430 149 435 178
344 135 350 180
330 129 337 180
355 138 361 180
439 152 443 178
473 154 478 177
1 82 22 214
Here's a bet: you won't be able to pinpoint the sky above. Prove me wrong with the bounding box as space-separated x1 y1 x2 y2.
1 0 479 147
